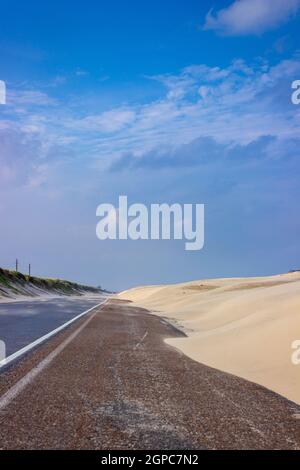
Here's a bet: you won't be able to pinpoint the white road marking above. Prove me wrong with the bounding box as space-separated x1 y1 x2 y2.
0 301 108 411
0 299 108 369
134 331 148 350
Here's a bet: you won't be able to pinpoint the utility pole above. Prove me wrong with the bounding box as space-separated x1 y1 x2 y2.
15 258 18 272
29 264 31 277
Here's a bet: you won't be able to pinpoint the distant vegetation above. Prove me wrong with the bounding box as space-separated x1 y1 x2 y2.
0 267 101 300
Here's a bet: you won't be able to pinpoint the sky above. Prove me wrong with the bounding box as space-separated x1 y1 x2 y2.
0 0 300 291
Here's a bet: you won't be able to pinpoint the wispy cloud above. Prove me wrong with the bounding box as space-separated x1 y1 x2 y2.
9 90 56 107
204 0 300 36
1 55 300 189
66 108 136 133
75 68 89 77
91 56 300 163
110 136 279 171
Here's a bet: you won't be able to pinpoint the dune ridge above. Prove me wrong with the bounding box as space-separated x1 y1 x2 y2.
119 272 300 405
0 267 101 302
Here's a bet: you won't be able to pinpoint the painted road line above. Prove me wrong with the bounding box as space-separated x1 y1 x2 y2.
134 331 148 350
0 307 102 411
0 299 108 370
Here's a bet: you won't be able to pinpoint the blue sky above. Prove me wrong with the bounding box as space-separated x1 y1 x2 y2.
0 0 300 290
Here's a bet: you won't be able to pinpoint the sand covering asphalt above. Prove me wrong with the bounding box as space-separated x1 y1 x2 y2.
119 272 300 405
0 300 299 449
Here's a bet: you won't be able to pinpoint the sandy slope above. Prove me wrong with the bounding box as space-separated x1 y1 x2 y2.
118 272 300 405
0 268 101 303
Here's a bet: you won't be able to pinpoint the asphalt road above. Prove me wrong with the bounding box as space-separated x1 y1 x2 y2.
0 296 105 357
0 299 299 450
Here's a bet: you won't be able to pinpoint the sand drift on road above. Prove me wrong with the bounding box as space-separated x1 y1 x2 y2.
119 272 300 405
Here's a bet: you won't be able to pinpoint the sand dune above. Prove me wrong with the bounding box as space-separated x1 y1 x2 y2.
119 272 300 405
0 267 101 303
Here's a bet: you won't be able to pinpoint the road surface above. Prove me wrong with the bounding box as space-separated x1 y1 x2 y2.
0 299 299 450
0 296 105 357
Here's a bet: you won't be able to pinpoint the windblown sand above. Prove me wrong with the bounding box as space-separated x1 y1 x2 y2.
119 272 300 405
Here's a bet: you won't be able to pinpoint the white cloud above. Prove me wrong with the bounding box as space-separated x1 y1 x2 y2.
0 127 41 186
68 108 136 133
9 90 56 106
26 163 49 188
204 0 300 36
1 55 300 185
75 69 89 77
